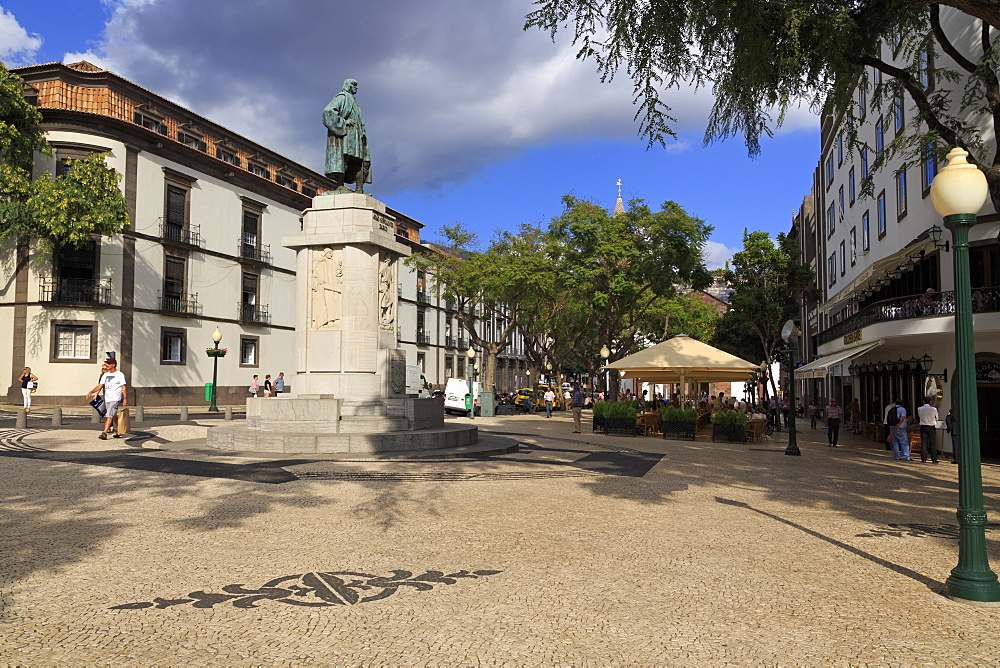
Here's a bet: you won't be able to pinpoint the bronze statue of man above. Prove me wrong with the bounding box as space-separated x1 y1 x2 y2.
323 78 371 192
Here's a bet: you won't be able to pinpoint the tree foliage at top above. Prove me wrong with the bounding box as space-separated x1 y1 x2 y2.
0 61 128 250
526 1 1000 210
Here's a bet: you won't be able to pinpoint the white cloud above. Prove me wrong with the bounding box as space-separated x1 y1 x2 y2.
62 0 809 194
0 7 42 65
703 241 739 270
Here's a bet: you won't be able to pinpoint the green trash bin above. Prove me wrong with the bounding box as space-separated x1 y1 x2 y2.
205 382 214 402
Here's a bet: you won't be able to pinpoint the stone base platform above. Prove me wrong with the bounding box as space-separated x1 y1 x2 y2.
204 422 479 454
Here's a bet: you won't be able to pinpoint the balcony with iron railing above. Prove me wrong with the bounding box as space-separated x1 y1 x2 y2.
158 291 200 316
445 335 456 348
160 220 203 248
238 238 271 264
457 337 469 350
417 330 432 344
39 277 112 305
238 302 270 325
818 287 1000 344
417 290 431 304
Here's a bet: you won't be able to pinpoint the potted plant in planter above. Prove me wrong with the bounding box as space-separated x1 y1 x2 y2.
711 409 748 442
661 405 697 440
592 401 608 433
603 400 638 437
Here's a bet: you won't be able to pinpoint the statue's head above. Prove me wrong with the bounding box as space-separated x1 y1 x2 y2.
342 78 358 94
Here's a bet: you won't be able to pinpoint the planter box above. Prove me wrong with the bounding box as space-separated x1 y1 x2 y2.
592 416 605 433
206 350 228 358
662 421 696 441
603 417 637 437
712 424 747 443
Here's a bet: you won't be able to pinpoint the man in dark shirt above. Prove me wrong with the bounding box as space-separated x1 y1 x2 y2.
571 385 585 433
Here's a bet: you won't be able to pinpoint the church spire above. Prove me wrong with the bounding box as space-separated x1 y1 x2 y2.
613 178 625 217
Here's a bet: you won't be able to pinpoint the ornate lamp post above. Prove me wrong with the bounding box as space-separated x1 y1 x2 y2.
600 345 610 399
466 346 476 419
207 327 224 412
781 319 801 456
930 146 1000 604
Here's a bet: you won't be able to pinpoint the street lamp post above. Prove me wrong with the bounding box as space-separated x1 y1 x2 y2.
466 346 476 419
930 146 1000 604
781 319 801 456
209 327 223 412
600 345 610 399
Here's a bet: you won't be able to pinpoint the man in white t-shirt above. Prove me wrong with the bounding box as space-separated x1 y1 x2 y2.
86 357 128 440
543 388 556 418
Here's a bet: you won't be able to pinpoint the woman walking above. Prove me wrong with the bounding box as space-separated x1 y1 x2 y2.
825 398 843 446
249 374 260 398
19 367 38 411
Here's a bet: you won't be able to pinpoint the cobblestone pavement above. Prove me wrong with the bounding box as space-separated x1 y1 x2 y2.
2 409 1000 665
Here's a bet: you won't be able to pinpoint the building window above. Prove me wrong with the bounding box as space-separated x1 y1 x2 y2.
858 85 867 119
417 353 425 373
877 190 887 238
825 154 834 188
160 327 186 364
922 143 937 193
838 185 845 216
828 253 837 287
240 336 259 367
162 168 195 242
896 168 907 219
241 272 259 321
875 117 884 157
850 228 857 266
162 254 187 312
51 321 97 362
840 240 846 276
894 95 904 134
134 108 168 135
248 162 271 180
276 173 298 190
445 356 453 378
919 48 934 91
216 147 241 167
826 203 836 237
457 359 465 379
849 167 856 204
177 131 206 152
837 134 843 166
862 211 871 251
861 147 868 179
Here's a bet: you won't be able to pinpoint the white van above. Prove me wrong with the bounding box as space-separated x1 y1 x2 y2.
406 365 430 398
444 377 479 415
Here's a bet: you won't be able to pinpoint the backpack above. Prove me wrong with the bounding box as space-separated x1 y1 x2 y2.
887 405 902 427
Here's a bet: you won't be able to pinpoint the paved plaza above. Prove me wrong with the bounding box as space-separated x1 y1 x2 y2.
2 407 1000 665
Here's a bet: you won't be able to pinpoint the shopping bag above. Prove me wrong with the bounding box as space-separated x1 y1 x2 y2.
89 397 107 417
117 407 131 436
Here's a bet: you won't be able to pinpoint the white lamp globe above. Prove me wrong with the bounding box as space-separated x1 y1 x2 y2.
930 147 989 217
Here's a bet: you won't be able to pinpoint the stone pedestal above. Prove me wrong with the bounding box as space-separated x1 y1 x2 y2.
205 190 475 454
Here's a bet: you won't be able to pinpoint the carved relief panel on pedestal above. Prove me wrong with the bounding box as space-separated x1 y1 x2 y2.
311 247 343 330
378 251 397 332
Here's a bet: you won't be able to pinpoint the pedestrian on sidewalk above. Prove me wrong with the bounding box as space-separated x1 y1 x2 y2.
888 399 911 460
807 400 819 429
917 398 939 463
543 387 555 418
85 357 128 440
847 398 862 433
825 398 843 446
274 372 285 396
19 367 38 412
263 374 273 397
946 406 958 464
249 375 259 398
571 385 584 433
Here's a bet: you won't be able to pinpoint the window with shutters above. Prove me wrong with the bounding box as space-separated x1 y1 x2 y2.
50 319 98 363
164 186 186 241
162 168 196 244
160 327 186 364
161 254 187 312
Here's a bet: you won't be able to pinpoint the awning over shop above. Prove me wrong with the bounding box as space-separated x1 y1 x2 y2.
794 340 883 379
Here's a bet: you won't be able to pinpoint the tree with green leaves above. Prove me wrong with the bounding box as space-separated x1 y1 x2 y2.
408 223 557 393
715 230 820 399
1 61 128 252
548 195 713 399
525 2 1000 210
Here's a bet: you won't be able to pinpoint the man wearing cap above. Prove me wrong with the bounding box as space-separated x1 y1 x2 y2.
86 358 128 440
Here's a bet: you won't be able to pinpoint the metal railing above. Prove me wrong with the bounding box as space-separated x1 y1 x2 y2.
445 300 456 311
160 221 203 247
238 302 270 325
445 335 456 347
818 287 1000 344
238 238 271 264
417 331 432 344
457 337 469 350
417 290 432 304
39 277 112 304
158 291 200 315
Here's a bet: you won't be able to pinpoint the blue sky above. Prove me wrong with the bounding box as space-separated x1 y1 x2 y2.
1 0 821 267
